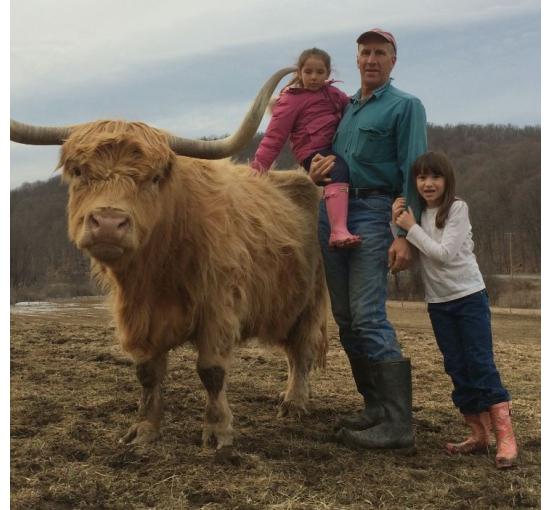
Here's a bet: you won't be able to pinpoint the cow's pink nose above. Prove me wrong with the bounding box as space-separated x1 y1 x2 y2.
88 210 130 240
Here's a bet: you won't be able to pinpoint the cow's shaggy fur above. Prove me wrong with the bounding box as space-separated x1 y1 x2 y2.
59 120 328 447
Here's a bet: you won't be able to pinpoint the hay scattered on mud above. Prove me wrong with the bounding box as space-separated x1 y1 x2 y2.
11 298 540 509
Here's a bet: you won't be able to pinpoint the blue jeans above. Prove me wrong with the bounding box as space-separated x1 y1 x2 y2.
318 194 402 362
428 290 510 415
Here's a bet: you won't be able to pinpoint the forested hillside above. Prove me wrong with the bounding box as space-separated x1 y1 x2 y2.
10 124 540 304
10 178 97 300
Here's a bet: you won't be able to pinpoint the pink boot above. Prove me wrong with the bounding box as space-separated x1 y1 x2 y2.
324 183 361 249
489 402 518 469
445 412 492 455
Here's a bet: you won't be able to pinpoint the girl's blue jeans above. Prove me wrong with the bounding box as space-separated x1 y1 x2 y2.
427 290 510 414
318 194 402 362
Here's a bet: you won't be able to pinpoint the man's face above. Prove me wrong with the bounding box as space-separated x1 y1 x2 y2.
356 38 396 92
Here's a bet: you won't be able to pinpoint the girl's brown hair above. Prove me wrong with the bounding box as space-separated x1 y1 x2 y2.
412 151 457 229
285 48 332 88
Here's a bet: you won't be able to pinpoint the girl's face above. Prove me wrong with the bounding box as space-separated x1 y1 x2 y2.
299 57 329 91
416 172 445 208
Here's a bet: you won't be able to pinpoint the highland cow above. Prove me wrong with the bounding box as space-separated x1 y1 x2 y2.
10 67 328 449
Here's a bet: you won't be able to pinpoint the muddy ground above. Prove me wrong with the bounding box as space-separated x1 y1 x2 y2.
11 298 540 509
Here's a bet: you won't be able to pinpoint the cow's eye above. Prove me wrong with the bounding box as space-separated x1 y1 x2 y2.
73 168 81 177
152 175 161 184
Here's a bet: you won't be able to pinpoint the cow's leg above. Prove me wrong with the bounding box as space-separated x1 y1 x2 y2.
197 350 233 449
279 330 316 418
120 353 167 445
278 256 328 418
278 287 328 418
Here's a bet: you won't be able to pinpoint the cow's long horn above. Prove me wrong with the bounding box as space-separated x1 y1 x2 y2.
10 66 297 157
166 66 297 159
10 119 73 145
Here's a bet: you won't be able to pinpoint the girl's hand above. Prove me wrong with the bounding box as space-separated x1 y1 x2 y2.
392 197 406 224
308 154 334 185
395 207 417 231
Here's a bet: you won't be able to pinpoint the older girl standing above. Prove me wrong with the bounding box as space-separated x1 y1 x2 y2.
393 151 518 469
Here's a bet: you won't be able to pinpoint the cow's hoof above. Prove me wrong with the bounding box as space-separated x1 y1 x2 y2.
202 426 234 450
119 421 159 445
278 400 308 418
214 446 244 466
214 447 260 468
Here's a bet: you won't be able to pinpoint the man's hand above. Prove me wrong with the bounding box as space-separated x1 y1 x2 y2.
308 154 334 185
388 237 413 273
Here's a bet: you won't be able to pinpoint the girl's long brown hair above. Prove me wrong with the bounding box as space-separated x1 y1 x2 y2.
412 151 457 229
284 48 332 89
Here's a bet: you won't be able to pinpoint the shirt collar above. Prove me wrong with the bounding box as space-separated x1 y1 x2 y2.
352 78 393 103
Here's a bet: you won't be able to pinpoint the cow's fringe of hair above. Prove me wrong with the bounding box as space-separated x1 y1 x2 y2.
59 121 174 186
63 121 328 367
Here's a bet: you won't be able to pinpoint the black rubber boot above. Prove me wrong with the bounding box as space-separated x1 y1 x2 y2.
337 355 385 430
336 358 414 449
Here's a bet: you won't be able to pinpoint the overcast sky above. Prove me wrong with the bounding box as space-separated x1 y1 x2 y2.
9 0 541 189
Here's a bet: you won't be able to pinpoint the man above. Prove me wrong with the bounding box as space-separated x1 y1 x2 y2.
309 28 427 449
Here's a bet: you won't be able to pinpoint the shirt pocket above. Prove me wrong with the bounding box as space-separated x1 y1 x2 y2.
354 126 396 163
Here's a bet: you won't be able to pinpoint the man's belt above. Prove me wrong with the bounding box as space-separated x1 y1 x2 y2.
348 188 393 199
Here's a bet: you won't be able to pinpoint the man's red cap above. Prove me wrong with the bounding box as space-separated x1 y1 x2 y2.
356 28 397 54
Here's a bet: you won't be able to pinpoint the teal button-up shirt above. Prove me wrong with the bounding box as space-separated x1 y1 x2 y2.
333 79 427 236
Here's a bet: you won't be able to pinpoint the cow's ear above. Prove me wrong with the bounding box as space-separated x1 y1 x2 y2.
163 152 175 178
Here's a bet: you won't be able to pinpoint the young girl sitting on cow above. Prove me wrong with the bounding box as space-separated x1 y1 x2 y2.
250 48 360 249
392 151 518 469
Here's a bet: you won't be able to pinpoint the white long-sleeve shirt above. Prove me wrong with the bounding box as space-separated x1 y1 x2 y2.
405 200 485 303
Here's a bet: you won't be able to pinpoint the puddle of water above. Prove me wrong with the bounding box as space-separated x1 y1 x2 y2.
11 299 109 316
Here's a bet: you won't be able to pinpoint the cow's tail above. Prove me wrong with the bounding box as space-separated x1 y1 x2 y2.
315 313 329 369
312 273 330 370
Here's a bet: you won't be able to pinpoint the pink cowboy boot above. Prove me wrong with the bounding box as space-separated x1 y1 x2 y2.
324 183 361 249
445 412 492 455
489 402 518 469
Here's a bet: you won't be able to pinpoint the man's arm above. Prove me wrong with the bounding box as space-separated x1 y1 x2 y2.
396 97 428 236
388 97 426 272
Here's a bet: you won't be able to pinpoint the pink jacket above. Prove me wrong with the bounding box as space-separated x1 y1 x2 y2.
250 82 349 172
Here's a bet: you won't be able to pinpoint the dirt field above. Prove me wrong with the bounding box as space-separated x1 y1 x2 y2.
11 298 540 509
